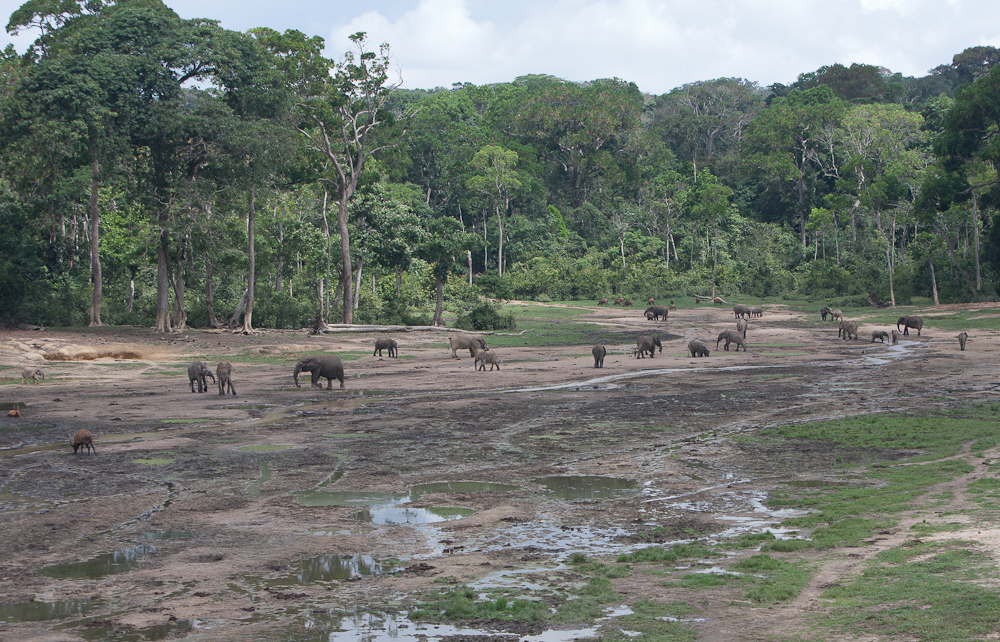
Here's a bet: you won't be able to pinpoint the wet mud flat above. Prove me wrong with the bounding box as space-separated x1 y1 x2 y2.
0 312 996 640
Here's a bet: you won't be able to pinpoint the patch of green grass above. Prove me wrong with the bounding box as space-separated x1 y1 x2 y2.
668 572 740 588
732 554 811 604
820 541 1000 640
761 538 813 553
598 599 698 641
409 587 549 622
617 543 717 563
484 318 653 349
731 531 777 549
161 419 212 424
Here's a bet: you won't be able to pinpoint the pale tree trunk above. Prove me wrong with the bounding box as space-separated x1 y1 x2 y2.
155 230 172 333
467 250 472 286
497 202 505 277
126 278 134 312
321 189 330 320
274 218 284 294
88 156 102 326
353 256 363 311
929 260 940 306
228 288 248 328
205 260 220 328
711 222 718 299
396 266 403 297
338 193 353 324
973 192 982 291
240 184 257 333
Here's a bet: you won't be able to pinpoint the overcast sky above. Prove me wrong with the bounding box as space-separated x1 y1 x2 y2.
2 0 999 94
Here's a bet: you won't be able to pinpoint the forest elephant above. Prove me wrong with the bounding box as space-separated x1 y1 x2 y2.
830 309 843 322
733 304 751 319
643 305 668 321
870 330 889 344
373 337 398 358
891 330 900 345
958 332 968 351
716 331 732 350
897 316 923 336
839 320 859 340
688 340 710 357
217 362 236 396
820 306 831 321
592 344 606 368
750 307 763 318
188 361 216 393
294 355 345 390
720 331 747 352
474 348 501 371
72 429 95 455
449 334 487 359
21 367 44 384
635 335 662 358
736 318 748 337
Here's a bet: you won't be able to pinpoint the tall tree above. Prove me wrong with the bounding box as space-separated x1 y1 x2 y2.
467 145 521 276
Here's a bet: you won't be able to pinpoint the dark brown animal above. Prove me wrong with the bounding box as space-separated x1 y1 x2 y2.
668 299 676 311
217 362 236 396
72 429 95 455
597 298 608 305
614 297 624 305
373 337 398 358
623 299 633 307
647 298 655 305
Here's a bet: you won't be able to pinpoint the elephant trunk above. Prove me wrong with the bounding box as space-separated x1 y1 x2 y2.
293 364 303 387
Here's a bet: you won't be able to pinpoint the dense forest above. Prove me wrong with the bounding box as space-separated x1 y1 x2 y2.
2 0 999 331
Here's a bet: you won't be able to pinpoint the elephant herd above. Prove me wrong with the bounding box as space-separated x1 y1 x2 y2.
819 308 969 350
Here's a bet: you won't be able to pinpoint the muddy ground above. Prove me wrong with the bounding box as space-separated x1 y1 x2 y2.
1 302 998 641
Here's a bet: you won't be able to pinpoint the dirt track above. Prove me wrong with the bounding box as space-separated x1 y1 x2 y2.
1 302 997 640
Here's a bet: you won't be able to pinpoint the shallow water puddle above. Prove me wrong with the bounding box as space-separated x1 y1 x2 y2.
533 475 638 500
350 505 476 525
304 611 601 642
39 545 155 579
0 597 100 623
247 460 272 498
76 618 193 641
246 554 384 587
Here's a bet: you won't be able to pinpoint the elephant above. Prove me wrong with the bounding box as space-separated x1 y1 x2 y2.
958 332 968 351
592 344 606 368
643 305 668 321
820 306 832 321
733 304 751 319
294 355 345 390
474 348 501 371
449 334 487 359
217 361 236 396
598 298 608 305
21 367 44 384
716 331 732 350
830 309 844 322
188 361 216 393
897 315 923 336
688 340 710 357
373 337 398 358
750 307 763 318
838 320 859 340
891 330 900 345
719 331 747 352
635 335 662 358
871 330 889 344
736 318 748 338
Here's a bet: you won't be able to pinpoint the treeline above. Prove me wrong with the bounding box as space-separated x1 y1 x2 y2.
1 0 999 330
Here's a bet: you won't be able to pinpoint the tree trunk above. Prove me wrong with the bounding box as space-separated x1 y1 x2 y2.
711 221 718 299
397 265 404 297
154 230 172 333
973 192 982 291
353 255 363 311
432 273 445 326
88 156 102 326
338 193 353 324
929 260 940 306
274 219 284 294
467 250 472 286
126 278 134 312
241 184 257 333
228 288 248 328
497 203 505 277
797 175 807 247
205 260 220 328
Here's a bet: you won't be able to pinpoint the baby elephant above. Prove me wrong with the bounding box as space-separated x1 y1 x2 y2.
475 349 501 371
592 344 606 368
373 337 398 358
688 340 710 357
21 367 44 384
188 361 216 393
891 330 900 345
958 332 968 351
217 362 236 396
871 330 889 344
72 429 95 455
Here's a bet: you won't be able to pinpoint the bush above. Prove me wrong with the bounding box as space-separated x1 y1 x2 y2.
454 300 516 331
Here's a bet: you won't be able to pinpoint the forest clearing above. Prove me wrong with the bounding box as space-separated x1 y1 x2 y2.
3 299 1000 641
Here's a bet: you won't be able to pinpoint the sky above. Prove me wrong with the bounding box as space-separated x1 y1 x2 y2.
2 0 999 94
